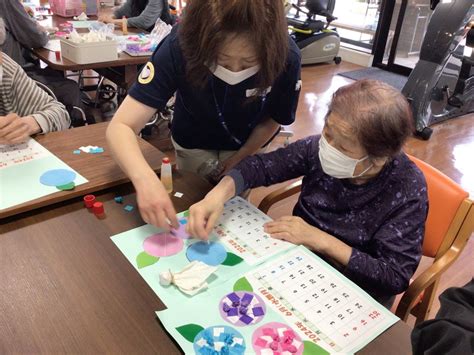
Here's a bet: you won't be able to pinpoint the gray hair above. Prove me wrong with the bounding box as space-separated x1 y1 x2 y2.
0 18 5 46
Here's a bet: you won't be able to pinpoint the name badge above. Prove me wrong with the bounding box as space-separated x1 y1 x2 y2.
295 80 302 91
246 86 272 97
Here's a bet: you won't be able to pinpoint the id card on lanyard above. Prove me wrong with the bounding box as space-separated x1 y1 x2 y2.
211 80 267 146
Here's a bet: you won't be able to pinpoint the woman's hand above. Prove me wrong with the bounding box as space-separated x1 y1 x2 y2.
187 176 237 240
265 216 353 266
98 14 115 23
187 196 224 240
134 174 179 231
264 216 323 249
0 114 41 145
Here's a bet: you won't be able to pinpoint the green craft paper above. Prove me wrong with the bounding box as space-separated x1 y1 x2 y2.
221 252 244 266
233 277 253 292
176 324 204 343
56 181 76 191
302 340 330 355
136 252 159 269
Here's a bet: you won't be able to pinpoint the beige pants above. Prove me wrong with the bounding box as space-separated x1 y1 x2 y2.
171 137 237 173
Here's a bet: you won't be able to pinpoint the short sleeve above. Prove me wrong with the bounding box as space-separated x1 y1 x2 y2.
128 30 179 110
266 40 302 125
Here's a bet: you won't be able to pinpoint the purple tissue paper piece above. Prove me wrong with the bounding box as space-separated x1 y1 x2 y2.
223 303 231 312
227 307 239 317
239 307 248 315
241 293 253 307
239 314 253 325
252 306 265 317
227 292 240 303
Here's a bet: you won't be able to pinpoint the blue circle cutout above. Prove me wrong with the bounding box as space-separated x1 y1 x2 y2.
193 325 246 355
186 241 227 266
40 169 76 187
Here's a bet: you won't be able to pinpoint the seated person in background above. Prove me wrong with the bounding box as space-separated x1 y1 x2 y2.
0 2 84 125
0 19 70 144
99 0 173 31
187 80 429 307
0 0 48 66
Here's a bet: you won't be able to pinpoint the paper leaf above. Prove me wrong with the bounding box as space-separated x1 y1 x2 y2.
302 340 330 355
221 252 244 266
233 277 253 292
136 251 159 269
176 323 204 343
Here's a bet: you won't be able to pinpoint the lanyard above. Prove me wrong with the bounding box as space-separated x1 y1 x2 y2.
211 79 267 146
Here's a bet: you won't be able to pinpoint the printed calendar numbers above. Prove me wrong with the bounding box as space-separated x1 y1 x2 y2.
0 139 50 169
245 247 398 353
216 197 292 265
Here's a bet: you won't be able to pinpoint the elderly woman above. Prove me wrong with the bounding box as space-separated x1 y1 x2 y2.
187 80 428 306
0 18 70 144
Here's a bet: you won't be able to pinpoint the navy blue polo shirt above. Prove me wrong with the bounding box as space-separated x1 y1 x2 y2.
129 26 302 150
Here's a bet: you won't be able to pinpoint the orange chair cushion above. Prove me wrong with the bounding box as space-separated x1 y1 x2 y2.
408 155 469 257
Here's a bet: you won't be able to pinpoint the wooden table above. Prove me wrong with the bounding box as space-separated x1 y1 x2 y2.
0 122 164 219
35 11 149 90
0 180 414 354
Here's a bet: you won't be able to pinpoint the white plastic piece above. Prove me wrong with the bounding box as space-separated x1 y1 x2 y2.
195 337 207 347
214 342 225 351
277 327 286 337
232 337 244 345
213 327 225 337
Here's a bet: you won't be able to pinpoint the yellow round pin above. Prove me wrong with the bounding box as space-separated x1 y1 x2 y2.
138 62 155 84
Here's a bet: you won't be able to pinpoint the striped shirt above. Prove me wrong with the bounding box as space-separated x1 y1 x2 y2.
0 52 70 133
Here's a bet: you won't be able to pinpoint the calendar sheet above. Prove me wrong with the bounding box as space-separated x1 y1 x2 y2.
110 198 294 308
217 197 294 265
157 246 399 354
0 139 87 210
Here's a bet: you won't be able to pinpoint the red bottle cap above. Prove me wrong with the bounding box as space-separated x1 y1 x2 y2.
92 202 105 215
162 157 170 164
83 194 96 208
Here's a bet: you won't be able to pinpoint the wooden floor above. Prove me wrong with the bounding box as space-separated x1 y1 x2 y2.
148 61 474 325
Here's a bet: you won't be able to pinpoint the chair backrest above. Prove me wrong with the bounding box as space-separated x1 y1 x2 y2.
306 0 336 16
34 80 87 127
408 155 469 258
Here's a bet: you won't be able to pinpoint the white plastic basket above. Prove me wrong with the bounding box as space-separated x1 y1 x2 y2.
60 38 118 64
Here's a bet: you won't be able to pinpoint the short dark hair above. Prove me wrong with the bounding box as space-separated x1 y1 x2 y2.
329 80 414 158
178 0 289 90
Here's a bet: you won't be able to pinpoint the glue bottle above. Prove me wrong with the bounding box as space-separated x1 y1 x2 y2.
161 157 173 194
122 16 128 35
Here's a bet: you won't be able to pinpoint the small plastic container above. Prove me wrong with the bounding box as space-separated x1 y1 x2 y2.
161 157 173 194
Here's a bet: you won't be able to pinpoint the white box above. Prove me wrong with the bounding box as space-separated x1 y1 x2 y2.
60 38 118 64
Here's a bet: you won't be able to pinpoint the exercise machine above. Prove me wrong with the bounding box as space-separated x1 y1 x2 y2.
287 0 341 65
402 0 473 140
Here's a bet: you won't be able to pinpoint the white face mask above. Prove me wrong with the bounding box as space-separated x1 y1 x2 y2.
319 134 373 179
212 64 260 85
